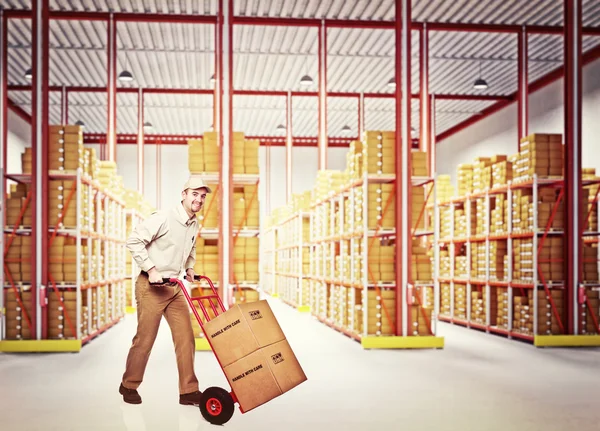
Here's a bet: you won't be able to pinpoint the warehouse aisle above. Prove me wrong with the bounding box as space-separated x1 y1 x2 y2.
1 296 600 431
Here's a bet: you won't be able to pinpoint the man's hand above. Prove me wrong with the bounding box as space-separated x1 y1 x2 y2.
185 268 195 283
148 267 163 284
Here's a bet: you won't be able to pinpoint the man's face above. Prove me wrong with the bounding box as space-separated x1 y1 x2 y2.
182 188 207 214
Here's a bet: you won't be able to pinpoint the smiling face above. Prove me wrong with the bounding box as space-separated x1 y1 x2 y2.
181 187 208 216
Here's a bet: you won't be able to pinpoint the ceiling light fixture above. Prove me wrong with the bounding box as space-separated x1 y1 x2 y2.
210 74 216 84
276 124 286 131
25 68 33 81
300 74 313 86
473 62 489 90
75 119 85 129
341 125 351 134
387 78 396 88
118 70 134 82
143 121 153 132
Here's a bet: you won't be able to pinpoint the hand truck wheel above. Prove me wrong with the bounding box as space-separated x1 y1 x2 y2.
199 386 235 425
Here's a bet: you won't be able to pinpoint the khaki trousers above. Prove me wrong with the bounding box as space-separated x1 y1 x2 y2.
122 273 199 394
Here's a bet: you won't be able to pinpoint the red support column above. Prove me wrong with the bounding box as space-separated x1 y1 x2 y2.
395 0 411 337
106 14 117 162
286 91 292 203
420 24 429 155
137 88 144 194
1 12 7 185
318 20 328 170
429 95 436 174
517 26 529 148
31 0 50 340
564 0 582 335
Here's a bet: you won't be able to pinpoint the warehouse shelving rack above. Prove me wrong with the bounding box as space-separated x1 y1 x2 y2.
437 174 600 346
266 211 311 312
1 168 127 352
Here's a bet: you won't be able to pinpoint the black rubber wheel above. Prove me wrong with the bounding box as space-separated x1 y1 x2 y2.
199 386 235 425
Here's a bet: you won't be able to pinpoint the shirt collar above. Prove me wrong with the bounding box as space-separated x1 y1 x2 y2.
176 202 196 226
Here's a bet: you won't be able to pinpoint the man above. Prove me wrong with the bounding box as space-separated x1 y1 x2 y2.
119 176 211 405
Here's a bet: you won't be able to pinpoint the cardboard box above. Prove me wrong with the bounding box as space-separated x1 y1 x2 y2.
203 300 285 367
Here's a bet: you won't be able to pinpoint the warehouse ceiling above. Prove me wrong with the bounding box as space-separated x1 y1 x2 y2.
2 0 600 140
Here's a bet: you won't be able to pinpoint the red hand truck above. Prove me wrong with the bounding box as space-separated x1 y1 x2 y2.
157 275 240 425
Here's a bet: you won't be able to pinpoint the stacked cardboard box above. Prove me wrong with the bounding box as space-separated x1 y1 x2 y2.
187 139 204 173
489 240 508 281
495 287 509 329
440 206 452 239
441 283 451 315
411 239 432 283
187 132 221 173
365 288 395 335
194 238 220 283
512 239 532 282
233 287 260 305
454 208 467 238
367 183 395 229
472 157 492 193
583 244 599 283
411 186 426 231
47 290 88 340
471 290 485 323
454 284 467 319
363 131 395 175
411 151 428 177
511 189 532 231
533 188 565 231
512 295 531 334
6 183 32 228
538 237 564 283
529 289 565 335
457 164 473 196
203 300 306 412
3 287 33 340
48 180 86 230
490 194 508 233
439 250 451 278
366 241 395 283
579 288 599 335
4 235 23 283
455 253 468 279
471 242 486 280
48 125 84 172
436 175 455 203
409 305 433 336
474 198 487 236
232 133 245 174
233 185 259 228
245 139 260 174
491 156 513 188
313 170 349 202
47 236 87 284
517 133 563 180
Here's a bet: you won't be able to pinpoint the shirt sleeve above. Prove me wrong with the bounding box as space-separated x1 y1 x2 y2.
185 228 198 271
126 212 168 272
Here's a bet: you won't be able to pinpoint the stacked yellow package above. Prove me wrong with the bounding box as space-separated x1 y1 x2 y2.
48 180 84 229
346 140 364 180
457 164 473 195
196 183 218 229
409 305 433 336
232 185 259 229
411 238 432 283
3 287 33 339
203 131 221 173
367 183 395 229
48 125 84 173
364 288 395 336
5 183 31 228
454 208 467 238
47 290 87 340
194 238 219 284
471 290 485 323
496 288 509 329
439 250 451 278
232 132 245 174
436 175 454 203
363 131 395 175
454 284 467 319
411 186 425 231
440 283 451 315
490 194 508 233
472 157 492 192
21 147 32 173
517 133 563 181
491 155 513 188
489 240 508 281
411 151 428 177
583 244 599 283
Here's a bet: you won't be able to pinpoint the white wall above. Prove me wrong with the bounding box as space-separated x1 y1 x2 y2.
6 109 31 174
437 57 600 185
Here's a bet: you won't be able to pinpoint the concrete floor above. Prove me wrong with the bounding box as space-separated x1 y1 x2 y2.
1 297 599 431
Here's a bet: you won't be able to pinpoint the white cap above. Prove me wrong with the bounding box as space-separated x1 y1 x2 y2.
182 176 212 193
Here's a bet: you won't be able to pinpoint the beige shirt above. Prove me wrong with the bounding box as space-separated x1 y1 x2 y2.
126 202 198 278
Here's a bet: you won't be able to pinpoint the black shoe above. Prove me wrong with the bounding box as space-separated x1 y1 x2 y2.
179 390 203 406
119 383 142 404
